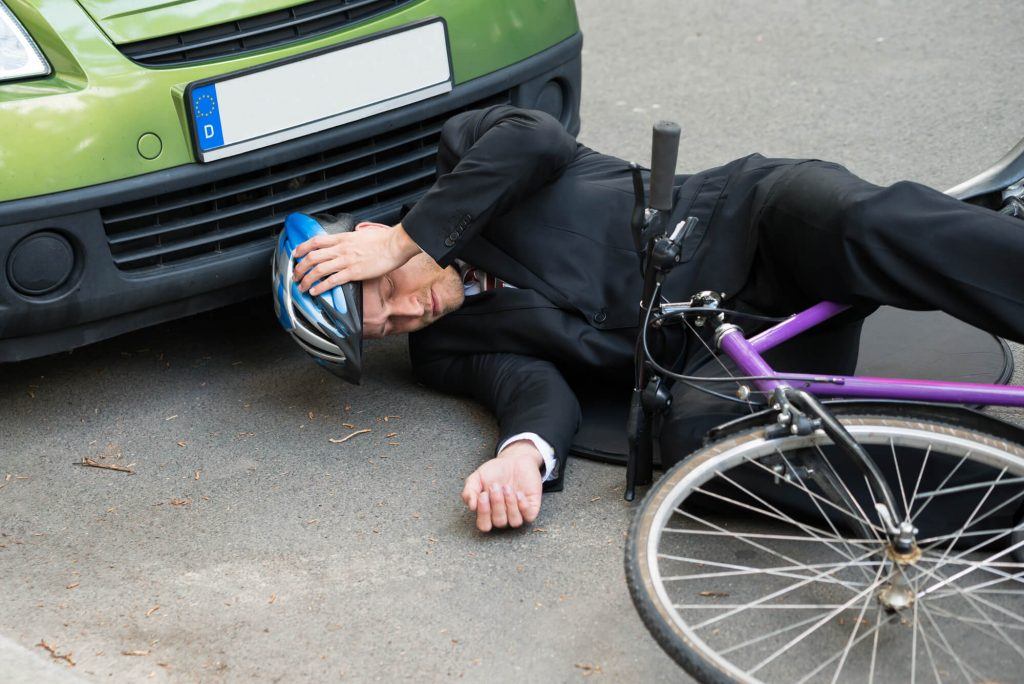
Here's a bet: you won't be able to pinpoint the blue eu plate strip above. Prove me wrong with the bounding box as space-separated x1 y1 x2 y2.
191 84 224 151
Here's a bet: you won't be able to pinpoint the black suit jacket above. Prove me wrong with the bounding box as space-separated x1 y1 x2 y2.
403 106 802 490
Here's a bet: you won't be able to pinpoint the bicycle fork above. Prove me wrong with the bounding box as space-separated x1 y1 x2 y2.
771 388 921 560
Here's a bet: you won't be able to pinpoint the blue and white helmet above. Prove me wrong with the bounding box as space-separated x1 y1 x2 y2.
273 212 363 384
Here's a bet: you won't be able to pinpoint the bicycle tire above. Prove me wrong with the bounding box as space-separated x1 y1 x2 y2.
626 406 1024 684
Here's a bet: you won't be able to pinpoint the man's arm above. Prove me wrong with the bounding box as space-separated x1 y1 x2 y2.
400 105 578 267
413 351 582 531
291 105 578 290
414 351 581 482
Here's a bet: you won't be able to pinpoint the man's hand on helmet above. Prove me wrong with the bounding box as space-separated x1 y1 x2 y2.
293 221 422 295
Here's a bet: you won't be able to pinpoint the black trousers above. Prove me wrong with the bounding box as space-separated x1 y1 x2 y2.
660 160 1024 461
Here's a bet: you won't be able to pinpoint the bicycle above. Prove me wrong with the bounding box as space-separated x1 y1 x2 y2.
624 123 1024 683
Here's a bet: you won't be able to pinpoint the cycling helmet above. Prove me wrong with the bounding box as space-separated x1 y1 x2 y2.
273 212 363 384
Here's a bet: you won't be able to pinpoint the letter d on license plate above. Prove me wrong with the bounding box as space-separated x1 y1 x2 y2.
186 19 453 162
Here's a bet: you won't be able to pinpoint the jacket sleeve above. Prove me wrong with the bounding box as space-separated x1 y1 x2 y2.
412 352 581 492
401 105 578 267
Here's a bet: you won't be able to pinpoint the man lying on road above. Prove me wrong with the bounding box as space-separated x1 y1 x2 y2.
278 105 1024 533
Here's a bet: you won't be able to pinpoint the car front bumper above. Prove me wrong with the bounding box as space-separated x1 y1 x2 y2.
0 33 581 362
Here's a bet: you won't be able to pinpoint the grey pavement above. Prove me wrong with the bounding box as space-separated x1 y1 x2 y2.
2 1 1023 682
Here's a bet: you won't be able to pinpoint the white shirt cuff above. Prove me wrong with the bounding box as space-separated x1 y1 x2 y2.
498 432 558 483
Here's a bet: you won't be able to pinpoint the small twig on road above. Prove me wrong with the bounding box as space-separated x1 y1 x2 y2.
329 429 371 444
76 458 134 474
574 663 602 676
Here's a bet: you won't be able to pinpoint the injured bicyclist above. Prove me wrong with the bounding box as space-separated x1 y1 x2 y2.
272 105 1024 533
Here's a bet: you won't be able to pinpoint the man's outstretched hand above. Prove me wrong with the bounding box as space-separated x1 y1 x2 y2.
293 222 421 295
461 441 544 532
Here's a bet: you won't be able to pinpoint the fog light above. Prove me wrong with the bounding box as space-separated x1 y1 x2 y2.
535 80 566 123
7 231 74 295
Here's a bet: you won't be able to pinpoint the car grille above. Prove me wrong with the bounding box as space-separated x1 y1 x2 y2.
118 0 416 67
101 91 510 272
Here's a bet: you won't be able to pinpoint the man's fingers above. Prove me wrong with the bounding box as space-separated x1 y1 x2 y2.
476 490 493 532
503 486 523 528
519 492 541 523
293 247 329 278
292 236 327 258
308 269 354 296
462 475 481 512
488 483 508 528
298 257 344 292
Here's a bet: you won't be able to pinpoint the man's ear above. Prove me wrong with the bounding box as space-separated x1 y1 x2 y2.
355 221 391 232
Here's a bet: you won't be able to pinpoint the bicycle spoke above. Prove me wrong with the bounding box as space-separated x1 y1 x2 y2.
913 472 1011 586
918 488 1024 554
907 444 932 525
827 558 881 684
910 450 971 525
773 448 876 583
916 474 1024 501
792 611 889 684
890 436 911 521
717 459 872 549
910 588 919 684
676 603 866 610
689 482 855 547
659 555 877 587
680 486 858 559
690 547 881 631
918 525 1024 547
926 603 1024 636
741 451 886 538
813 444 889 542
917 603 985 684
920 535 1024 598
671 507 872 594
924 564 1024 661
746 562 887 676
868 605 883 684
926 569 1024 630
913 596 943 684
927 567 1024 601
717 611 840 657
662 527 877 545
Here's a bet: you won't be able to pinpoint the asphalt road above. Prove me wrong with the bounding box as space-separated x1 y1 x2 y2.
2 1 1023 682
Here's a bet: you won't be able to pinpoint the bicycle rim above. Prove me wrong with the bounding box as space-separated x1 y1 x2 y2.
627 414 1024 684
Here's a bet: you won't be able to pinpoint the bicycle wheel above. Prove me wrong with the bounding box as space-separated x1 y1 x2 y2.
626 408 1024 684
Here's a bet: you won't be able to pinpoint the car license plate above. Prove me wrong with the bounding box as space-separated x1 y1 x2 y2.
186 19 453 162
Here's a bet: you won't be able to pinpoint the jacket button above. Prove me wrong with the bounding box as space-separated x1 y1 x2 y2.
444 237 455 248
593 309 608 324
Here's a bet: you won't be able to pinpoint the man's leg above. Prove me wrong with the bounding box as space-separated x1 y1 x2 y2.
747 161 1024 342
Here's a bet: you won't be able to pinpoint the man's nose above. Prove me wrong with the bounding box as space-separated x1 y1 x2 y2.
392 294 425 317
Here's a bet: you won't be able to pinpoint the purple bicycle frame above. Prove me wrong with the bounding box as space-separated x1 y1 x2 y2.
717 301 1024 407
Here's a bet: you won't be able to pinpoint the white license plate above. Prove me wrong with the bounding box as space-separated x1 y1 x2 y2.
186 19 453 162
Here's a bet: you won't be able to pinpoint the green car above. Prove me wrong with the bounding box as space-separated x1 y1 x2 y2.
0 0 581 361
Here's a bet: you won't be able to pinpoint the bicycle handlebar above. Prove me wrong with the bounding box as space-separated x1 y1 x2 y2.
649 121 681 211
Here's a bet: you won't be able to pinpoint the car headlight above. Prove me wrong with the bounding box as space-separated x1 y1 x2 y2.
0 2 50 82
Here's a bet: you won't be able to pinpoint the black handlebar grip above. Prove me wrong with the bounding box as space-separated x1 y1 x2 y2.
649 121 681 211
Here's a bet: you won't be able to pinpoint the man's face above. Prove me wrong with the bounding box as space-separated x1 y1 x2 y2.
361 234 464 339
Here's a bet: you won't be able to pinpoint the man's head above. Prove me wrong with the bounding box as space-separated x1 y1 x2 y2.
357 222 465 338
